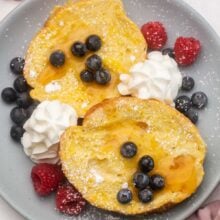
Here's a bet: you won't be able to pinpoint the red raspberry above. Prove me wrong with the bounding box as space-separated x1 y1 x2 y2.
56 183 87 216
174 37 201 66
31 163 65 196
141 21 167 50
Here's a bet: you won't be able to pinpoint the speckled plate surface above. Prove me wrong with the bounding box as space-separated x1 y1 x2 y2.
0 0 219 220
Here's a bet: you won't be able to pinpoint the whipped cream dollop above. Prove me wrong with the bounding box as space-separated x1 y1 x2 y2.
118 51 182 105
21 100 77 164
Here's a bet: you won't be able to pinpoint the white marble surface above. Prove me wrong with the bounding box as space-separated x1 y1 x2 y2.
0 0 219 219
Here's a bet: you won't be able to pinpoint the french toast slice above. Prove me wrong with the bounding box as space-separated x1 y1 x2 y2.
24 0 147 116
60 98 206 215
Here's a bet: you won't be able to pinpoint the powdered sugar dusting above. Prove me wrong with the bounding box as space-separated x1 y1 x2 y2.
29 70 37 78
45 81 61 93
130 55 136 62
90 169 104 184
59 20 64 26
81 102 89 109
121 182 128 189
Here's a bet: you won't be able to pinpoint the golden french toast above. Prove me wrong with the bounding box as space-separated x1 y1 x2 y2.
24 0 147 116
60 97 206 215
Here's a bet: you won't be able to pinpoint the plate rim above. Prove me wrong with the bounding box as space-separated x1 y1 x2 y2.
0 0 219 220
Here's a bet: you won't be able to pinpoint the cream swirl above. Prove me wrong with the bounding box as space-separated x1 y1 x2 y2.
21 100 77 164
118 51 182 105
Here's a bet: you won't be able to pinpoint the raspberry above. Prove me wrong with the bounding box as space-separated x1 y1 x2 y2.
56 183 87 216
174 37 201 66
31 163 65 196
141 22 167 50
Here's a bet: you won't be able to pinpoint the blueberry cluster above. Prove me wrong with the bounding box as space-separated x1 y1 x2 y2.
175 76 208 124
1 57 39 142
161 48 208 124
49 35 111 85
117 142 165 204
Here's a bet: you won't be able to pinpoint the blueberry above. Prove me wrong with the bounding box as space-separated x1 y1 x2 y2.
16 93 33 109
27 101 40 117
80 70 94 83
10 125 24 142
117 189 132 204
184 108 199 124
1 87 17 103
10 57 25 75
14 76 29 93
182 76 195 91
139 155 154 173
71 41 87 57
133 172 150 189
162 48 175 59
191 92 208 109
120 142 137 158
138 188 153 203
49 50 65 67
10 107 28 125
175 96 192 113
86 35 102 52
150 174 165 190
86 54 102 71
95 69 111 85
